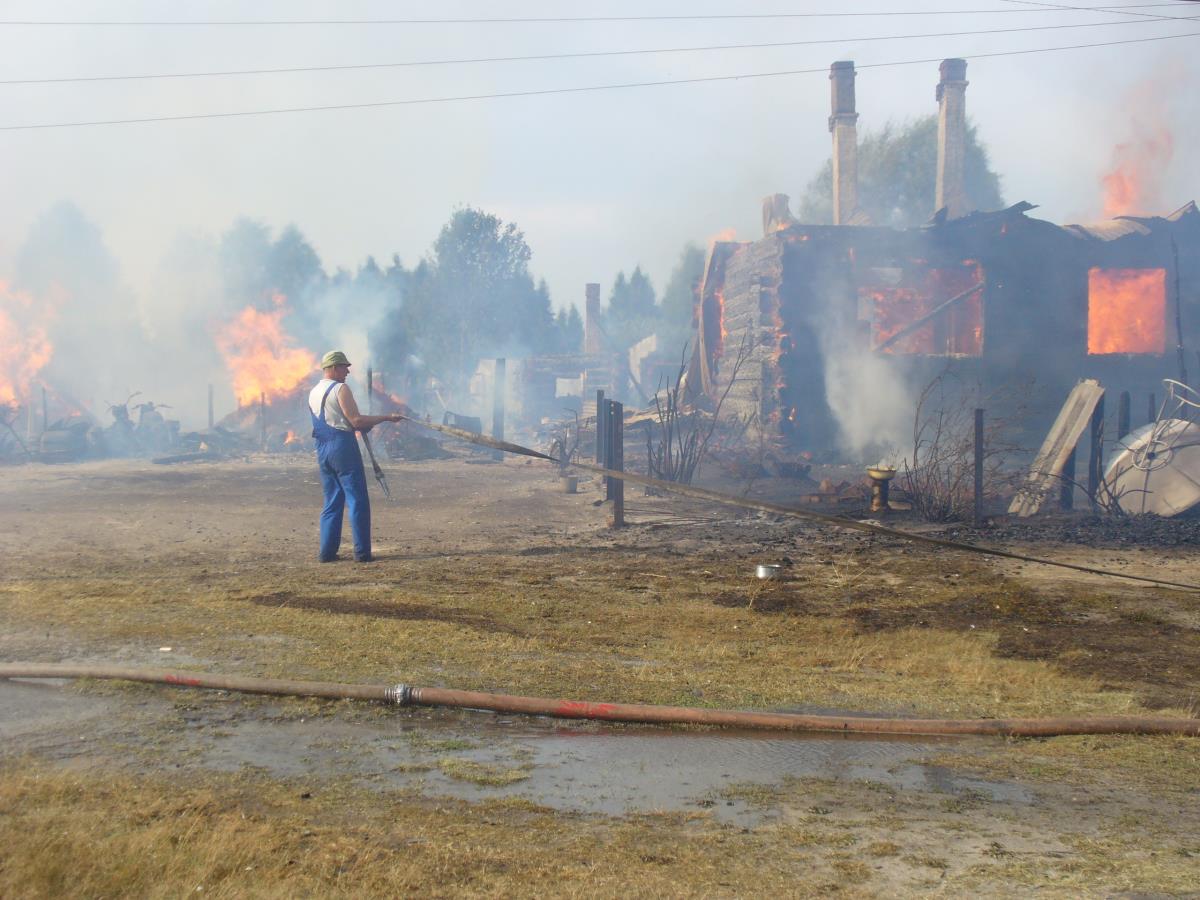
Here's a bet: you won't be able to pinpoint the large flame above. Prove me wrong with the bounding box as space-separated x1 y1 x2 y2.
1099 65 1178 218
0 281 54 407
214 294 314 406
1101 130 1173 218
1087 268 1166 355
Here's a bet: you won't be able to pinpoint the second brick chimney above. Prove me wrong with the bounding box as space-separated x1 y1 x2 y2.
935 58 970 219
828 61 859 226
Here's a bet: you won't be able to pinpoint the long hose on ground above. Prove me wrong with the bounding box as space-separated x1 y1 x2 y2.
2 663 1197 737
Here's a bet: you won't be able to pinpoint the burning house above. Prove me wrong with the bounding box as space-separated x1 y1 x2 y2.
693 59 1200 453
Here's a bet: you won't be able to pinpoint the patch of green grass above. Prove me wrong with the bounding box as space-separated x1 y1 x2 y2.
391 763 434 774
406 735 476 753
718 782 783 807
436 758 531 786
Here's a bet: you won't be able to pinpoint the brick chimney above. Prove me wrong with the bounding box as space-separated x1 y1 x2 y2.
935 58 970 219
584 283 602 354
828 61 858 226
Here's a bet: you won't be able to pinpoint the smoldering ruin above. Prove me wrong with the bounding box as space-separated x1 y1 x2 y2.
7 58 1198 525
4 45 1200 899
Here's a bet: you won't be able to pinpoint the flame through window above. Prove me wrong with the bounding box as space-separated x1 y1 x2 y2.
1087 267 1166 356
861 261 984 357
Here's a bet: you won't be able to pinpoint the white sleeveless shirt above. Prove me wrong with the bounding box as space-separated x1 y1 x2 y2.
308 379 353 431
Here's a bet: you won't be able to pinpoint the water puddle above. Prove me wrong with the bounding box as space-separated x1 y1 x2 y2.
0 678 112 739
0 681 1032 822
191 706 1032 822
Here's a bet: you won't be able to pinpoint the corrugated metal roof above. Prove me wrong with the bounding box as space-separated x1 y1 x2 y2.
1062 204 1198 241
1062 218 1153 242
1167 201 1198 222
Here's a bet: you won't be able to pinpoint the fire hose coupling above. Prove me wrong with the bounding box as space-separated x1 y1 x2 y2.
388 683 415 706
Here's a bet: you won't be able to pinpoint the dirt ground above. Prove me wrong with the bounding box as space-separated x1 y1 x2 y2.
2 451 1199 897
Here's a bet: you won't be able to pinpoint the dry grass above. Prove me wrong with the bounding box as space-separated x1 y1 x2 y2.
931 733 1200 795
0 763 892 899
3 762 1198 899
3 459 1200 896
0 556 1152 721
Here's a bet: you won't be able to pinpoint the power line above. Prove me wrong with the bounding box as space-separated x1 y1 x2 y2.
3 15 1196 86
2 29 1197 132
1000 0 1199 19
0 4 1194 26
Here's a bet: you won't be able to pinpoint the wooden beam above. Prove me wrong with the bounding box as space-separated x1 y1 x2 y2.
1010 379 1105 517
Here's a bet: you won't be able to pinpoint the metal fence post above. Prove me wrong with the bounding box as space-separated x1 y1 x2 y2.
595 389 606 467
492 358 506 461
1117 391 1131 440
607 399 624 528
1087 395 1105 511
973 408 984 526
1060 448 1076 510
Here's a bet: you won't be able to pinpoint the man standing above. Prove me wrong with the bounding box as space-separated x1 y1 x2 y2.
308 351 401 562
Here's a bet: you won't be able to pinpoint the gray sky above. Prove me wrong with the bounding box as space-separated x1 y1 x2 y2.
1 0 1198 311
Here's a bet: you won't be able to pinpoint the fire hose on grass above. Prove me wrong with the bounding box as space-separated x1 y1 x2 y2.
8 419 1199 741
2 663 1198 737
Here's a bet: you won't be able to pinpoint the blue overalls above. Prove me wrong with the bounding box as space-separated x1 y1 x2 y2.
310 381 372 562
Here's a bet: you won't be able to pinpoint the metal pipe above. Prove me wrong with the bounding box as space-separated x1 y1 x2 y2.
2 664 1198 738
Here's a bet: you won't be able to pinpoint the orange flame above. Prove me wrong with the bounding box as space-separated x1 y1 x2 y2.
382 390 412 413
214 294 314 406
283 429 298 445
1101 131 1173 217
0 281 54 406
1099 65 1178 218
1087 268 1166 355
866 262 984 356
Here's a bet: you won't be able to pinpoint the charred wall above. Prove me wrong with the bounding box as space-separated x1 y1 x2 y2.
701 203 1200 454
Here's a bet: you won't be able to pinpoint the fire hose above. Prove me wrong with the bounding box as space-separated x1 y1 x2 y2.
395 415 1200 593
2 663 1197 737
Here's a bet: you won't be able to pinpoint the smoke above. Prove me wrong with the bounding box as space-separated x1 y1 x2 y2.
809 265 914 460
820 331 913 461
3 202 587 434
1099 62 1184 218
12 202 145 421
302 265 392 400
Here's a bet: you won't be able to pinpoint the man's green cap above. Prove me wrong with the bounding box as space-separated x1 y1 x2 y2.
320 350 351 369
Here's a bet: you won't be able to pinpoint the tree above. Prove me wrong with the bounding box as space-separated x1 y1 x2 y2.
797 116 1004 227
399 207 552 386
553 305 583 354
218 219 326 315
371 256 418 380
523 280 559 355
602 265 659 351
269 225 325 304
218 218 274 310
659 243 705 355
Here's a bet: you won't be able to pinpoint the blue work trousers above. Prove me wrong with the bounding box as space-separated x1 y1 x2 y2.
317 432 371 561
